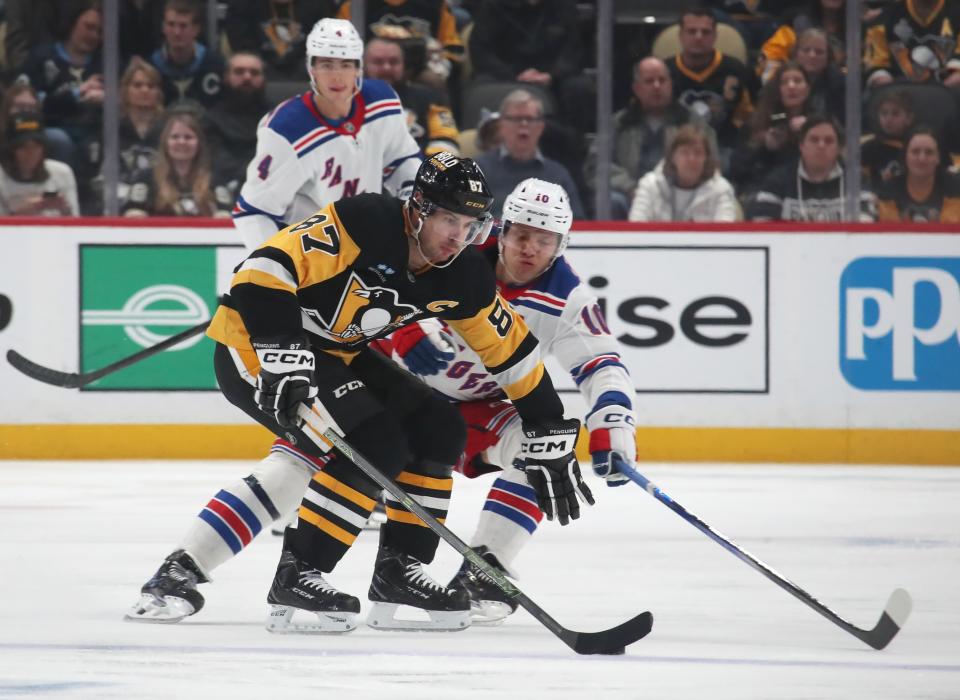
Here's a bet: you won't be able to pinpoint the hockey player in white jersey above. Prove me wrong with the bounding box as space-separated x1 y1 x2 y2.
380 178 638 622
126 19 421 624
232 18 422 249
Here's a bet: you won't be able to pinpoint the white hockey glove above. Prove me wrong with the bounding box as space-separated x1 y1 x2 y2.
516 418 595 525
253 341 318 429
586 404 637 487
391 321 456 376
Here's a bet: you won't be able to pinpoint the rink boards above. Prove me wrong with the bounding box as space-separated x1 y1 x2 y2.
0 218 957 464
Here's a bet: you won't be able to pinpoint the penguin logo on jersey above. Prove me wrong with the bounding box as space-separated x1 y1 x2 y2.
308 271 420 344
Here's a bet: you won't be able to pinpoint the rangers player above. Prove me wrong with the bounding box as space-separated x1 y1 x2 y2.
382 178 638 622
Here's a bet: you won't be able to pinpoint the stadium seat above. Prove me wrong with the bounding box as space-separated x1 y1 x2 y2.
651 23 748 64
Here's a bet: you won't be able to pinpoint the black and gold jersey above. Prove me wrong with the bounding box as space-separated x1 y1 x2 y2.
876 171 960 222
395 82 460 157
666 50 754 147
208 192 562 418
861 135 905 192
864 0 960 83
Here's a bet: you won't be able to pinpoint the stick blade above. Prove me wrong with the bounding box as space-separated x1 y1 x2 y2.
564 611 654 655
858 588 912 650
6 350 81 388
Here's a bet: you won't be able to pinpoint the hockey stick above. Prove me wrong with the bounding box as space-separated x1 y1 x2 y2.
614 457 911 650
6 321 209 389
297 403 653 655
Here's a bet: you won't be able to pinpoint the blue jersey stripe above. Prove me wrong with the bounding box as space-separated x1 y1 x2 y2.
214 489 263 536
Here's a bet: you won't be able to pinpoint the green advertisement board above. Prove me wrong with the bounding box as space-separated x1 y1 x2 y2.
80 244 237 391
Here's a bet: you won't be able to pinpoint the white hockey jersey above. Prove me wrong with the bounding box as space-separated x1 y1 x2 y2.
393 248 636 416
232 79 422 249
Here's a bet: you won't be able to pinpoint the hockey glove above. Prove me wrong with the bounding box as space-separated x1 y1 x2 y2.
516 418 595 525
586 404 637 487
253 341 318 429
391 320 456 376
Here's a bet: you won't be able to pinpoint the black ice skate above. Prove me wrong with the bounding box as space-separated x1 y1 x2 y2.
266 550 360 634
125 549 209 623
449 546 519 625
367 546 471 631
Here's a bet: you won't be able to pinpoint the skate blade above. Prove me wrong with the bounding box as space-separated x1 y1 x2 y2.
469 600 513 626
367 602 471 631
266 604 357 634
124 594 195 623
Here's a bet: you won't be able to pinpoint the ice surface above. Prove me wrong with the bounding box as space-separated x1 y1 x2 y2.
0 461 957 699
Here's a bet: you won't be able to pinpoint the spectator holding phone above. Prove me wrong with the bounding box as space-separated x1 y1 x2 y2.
0 112 80 216
730 61 813 198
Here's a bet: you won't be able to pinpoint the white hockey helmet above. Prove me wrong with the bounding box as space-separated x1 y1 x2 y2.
305 18 364 94
501 178 574 261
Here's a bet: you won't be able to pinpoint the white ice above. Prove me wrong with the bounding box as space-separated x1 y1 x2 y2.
0 461 957 699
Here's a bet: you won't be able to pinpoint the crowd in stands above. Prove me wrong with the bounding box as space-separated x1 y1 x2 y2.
0 0 958 222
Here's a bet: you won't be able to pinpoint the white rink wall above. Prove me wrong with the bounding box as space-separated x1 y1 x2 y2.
0 219 957 462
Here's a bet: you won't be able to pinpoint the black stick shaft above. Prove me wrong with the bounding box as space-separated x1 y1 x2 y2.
7 321 209 388
617 458 909 649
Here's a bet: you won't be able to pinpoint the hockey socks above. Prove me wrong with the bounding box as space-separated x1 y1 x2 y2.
179 450 314 573
471 472 543 574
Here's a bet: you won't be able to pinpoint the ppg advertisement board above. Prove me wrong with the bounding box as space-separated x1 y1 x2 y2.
840 257 960 391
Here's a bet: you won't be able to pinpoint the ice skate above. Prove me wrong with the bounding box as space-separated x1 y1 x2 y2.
266 551 360 634
125 549 208 623
449 546 519 625
367 546 471 631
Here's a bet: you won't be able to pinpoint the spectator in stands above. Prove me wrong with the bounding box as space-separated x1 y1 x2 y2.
0 81 75 165
747 115 876 221
730 62 813 197
364 36 460 156
704 0 808 50
151 0 225 109
584 56 716 219
0 112 79 216
204 51 270 200
119 0 167 63
4 0 58 74
19 0 104 159
123 111 231 217
864 0 960 87
475 108 503 153
468 0 594 133
113 57 165 207
760 0 847 84
225 0 336 80
666 4 755 159
792 28 845 120
474 88 584 219
628 124 737 222
877 126 960 222
339 0 463 98
861 88 915 192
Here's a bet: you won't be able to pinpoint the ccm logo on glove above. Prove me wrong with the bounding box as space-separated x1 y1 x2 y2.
260 351 315 368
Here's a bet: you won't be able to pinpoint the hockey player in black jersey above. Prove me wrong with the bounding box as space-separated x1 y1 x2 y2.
203 153 594 633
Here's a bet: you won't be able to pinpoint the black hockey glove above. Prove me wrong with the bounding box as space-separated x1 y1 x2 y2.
516 418 595 526
253 340 318 429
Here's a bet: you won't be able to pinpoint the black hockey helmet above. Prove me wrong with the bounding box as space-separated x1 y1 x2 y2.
411 152 495 219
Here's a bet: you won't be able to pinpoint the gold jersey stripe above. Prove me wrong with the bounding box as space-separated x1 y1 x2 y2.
501 361 546 401
297 508 358 546
384 506 445 528
265 203 362 290
231 268 297 295
395 470 453 492
314 471 378 511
